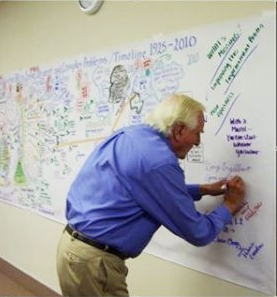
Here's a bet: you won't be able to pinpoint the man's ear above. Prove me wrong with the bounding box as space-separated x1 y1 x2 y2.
171 122 186 143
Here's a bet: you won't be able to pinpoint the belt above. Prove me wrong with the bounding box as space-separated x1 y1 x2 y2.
65 225 127 260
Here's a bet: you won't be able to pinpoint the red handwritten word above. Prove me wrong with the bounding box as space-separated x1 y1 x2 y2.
82 85 88 98
46 75 52 92
239 201 263 221
30 66 39 72
135 58 153 69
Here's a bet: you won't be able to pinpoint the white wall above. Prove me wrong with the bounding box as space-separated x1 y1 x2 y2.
0 1 275 296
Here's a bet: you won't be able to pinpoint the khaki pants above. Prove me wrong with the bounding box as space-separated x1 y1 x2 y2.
56 229 129 297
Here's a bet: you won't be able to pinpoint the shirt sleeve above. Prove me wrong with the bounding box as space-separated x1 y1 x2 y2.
131 163 232 247
187 184 202 201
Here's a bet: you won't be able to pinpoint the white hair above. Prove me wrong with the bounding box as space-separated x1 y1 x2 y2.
145 93 205 135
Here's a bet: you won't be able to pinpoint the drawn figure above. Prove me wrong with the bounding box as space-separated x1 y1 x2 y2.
0 126 10 186
130 92 143 114
109 65 129 104
12 82 27 186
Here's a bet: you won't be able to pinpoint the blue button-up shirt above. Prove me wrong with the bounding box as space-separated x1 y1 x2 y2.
66 124 231 257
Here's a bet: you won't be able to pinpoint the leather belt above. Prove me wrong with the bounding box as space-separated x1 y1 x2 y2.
65 224 127 260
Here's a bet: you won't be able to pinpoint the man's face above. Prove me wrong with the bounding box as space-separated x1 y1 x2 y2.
171 112 205 159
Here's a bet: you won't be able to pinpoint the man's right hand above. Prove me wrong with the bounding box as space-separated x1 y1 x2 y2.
223 175 245 214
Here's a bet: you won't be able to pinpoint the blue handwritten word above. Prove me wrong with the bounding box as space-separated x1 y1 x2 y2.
223 216 244 233
215 237 264 260
205 160 252 183
83 56 108 67
205 160 251 174
149 36 197 56
227 118 259 157
113 49 146 63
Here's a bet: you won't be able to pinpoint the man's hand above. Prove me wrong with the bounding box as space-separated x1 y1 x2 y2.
223 175 245 214
200 179 228 196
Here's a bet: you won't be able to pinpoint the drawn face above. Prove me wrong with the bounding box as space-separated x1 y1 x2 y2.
110 65 128 84
171 112 204 159
109 65 129 104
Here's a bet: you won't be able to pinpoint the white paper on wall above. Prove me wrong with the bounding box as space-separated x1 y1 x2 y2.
0 14 275 295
